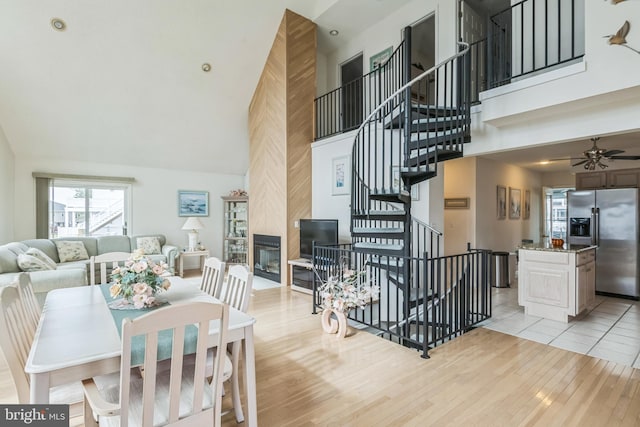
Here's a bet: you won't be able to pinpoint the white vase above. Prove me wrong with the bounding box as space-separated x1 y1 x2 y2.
321 308 349 338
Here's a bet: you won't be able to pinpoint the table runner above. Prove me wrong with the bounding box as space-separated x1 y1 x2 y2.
99 284 198 366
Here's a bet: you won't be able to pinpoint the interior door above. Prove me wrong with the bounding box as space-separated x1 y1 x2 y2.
340 54 363 131
461 1 486 96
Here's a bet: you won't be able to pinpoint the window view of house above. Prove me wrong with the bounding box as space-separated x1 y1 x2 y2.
48 182 129 238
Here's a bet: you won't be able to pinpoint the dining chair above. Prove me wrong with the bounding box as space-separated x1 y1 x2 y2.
0 285 86 412
218 264 253 422
89 252 132 285
82 301 230 427
15 273 41 335
200 257 226 299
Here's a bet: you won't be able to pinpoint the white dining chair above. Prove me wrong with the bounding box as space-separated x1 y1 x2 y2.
200 257 226 299
218 264 254 422
82 302 231 427
15 273 41 336
89 252 132 285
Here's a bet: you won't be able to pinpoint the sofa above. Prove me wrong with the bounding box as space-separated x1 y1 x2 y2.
0 234 178 306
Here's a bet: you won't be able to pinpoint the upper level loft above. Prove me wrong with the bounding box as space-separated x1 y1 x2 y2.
314 0 590 141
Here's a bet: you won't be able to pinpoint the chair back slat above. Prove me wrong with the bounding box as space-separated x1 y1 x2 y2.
118 302 229 426
16 273 40 336
89 252 132 285
221 265 253 313
200 257 226 299
0 286 33 403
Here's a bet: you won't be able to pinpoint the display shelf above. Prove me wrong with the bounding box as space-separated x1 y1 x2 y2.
222 196 249 266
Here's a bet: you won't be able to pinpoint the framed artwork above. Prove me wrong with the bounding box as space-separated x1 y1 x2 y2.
370 46 393 70
332 155 351 195
178 190 209 217
509 187 521 219
523 190 531 220
445 198 470 209
497 186 506 219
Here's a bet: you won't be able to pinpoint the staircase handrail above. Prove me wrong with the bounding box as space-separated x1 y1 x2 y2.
351 42 470 194
352 42 470 148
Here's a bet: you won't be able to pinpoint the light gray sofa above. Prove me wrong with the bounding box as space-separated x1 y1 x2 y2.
0 234 178 306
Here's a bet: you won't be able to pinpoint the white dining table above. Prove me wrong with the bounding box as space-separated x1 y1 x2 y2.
25 277 258 427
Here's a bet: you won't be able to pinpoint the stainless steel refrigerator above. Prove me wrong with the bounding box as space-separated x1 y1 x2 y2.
567 188 639 298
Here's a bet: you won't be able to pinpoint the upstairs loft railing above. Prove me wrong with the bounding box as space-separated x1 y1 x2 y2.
487 0 585 89
314 42 406 140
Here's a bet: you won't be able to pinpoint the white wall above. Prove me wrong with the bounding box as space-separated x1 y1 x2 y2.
475 157 543 252
13 155 244 267
444 157 476 255
0 125 14 243
542 171 575 188
311 132 353 242
467 1 640 156
323 0 457 91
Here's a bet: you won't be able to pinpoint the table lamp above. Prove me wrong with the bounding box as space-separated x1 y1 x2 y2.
181 217 204 251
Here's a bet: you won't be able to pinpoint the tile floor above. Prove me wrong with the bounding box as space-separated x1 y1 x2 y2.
480 285 640 369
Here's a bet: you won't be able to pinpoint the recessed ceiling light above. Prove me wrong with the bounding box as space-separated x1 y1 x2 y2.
329 30 339 36
202 63 211 72
51 18 66 31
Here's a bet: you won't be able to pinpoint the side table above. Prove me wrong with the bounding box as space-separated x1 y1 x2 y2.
177 250 210 278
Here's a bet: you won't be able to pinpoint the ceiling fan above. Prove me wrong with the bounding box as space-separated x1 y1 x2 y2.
552 137 640 170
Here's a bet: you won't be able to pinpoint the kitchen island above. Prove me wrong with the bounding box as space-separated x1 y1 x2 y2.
518 244 597 322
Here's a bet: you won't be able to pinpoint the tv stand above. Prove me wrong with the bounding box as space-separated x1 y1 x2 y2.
288 259 314 294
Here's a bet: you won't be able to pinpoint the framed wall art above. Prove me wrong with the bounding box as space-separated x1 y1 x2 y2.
497 185 506 220
332 155 351 195
369 46 393 70
509 187 521 219
445 198 470 209
178 190 209 217
523 189 531 220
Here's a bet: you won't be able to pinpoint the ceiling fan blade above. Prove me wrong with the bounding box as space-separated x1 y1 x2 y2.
572 160 588 167
549 157 585 161
608 155 640 160
603 149 625 157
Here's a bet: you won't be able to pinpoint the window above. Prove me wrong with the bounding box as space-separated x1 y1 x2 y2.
34 173 133 238
543 187 570 241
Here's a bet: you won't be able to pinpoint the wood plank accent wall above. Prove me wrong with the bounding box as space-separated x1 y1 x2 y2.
248 9 316 285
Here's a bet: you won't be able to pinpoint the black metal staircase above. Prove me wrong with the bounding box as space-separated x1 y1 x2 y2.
312 27 491 358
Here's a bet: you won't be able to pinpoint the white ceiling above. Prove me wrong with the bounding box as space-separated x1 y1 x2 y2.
1 0 638 177
0 0 409 176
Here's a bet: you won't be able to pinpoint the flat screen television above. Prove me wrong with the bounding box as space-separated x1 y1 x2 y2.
299 219 338 260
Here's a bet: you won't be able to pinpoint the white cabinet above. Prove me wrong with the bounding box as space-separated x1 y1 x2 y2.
518 247 596 322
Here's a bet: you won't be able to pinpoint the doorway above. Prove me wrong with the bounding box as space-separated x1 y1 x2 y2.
410 15 435 103
340 54 363 131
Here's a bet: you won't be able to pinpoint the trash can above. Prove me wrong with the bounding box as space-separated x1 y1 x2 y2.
491 251 510 288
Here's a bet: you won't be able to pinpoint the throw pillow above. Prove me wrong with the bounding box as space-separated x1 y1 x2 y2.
55 241 90 263
25 247 57 270
17 253 56 272
137 237 161 255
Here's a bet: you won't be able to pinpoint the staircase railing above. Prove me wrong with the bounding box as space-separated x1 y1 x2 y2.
311 245 491 358
350 41 471 222
314 42 406 140
487 0 585 89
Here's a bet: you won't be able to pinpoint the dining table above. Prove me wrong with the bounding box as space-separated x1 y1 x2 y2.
24 276 258 427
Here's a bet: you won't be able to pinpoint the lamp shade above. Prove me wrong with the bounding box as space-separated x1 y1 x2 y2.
181 217 204 231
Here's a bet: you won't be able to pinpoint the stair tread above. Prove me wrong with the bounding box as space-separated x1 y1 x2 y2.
353 242 404 251
353 227 403 233
366 210 406 216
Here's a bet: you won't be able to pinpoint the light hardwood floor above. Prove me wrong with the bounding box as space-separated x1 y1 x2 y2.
2 285 639 426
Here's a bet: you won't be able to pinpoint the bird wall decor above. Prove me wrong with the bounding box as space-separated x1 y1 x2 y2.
605 21 640 54
605 0 627 4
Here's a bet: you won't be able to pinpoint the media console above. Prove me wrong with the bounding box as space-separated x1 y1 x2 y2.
288 258 314 294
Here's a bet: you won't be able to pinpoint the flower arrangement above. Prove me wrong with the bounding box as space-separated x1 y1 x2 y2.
318 265 380 313
109 249 171 308
228 189 247 197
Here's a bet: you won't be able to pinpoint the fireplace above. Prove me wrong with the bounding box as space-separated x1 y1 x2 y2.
253 234 281 283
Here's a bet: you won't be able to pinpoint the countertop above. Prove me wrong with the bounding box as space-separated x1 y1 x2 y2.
518 243 597 254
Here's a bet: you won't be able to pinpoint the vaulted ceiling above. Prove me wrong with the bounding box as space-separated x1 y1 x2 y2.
0 0 408 176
